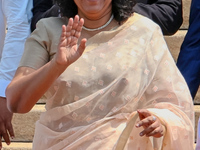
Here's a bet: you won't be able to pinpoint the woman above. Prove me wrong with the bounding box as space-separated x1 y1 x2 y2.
6 0 194 149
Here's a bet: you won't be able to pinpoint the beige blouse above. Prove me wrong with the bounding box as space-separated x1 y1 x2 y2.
19 13 194 150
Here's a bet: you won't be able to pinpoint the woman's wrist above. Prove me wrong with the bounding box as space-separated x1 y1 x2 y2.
50 58 68 75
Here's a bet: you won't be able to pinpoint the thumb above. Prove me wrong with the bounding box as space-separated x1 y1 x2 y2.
137 109 151 120
78 38 87 56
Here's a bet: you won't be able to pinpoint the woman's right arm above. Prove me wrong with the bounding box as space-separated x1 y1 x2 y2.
6 62 65 113
6 16 86 113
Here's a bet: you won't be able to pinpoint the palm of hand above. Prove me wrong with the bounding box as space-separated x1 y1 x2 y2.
56 15 86 67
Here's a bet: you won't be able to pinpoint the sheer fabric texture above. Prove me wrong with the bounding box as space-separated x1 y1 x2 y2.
19 13 194 150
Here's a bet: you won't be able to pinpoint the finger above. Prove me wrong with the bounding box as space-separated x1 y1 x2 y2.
60 25 67 41
65 18 74 45
6 122 15 139
59 25 69 48
71 15 79 32
78 38 87 55
0 123 10 145
136 115 156 128
139 122 159 136
2 128 10 145
66 18 73 36
76 18 84 32
146 125 164 138
73 18 84 39
67 18 73 27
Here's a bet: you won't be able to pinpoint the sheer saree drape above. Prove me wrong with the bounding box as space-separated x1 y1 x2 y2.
19 13 194 150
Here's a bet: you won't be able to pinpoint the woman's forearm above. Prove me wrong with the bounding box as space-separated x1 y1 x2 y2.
6 59 66 113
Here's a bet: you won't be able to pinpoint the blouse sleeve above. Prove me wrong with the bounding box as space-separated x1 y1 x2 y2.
19 20 50 69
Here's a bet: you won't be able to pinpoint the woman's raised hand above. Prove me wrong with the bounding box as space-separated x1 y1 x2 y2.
135 109 165 138
55 15 87 67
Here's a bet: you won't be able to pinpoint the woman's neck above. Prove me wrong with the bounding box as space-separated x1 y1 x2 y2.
77 6 119 43
78 6 112 30
78 17 118 46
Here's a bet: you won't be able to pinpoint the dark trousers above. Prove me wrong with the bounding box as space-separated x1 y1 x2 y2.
177 0 200 99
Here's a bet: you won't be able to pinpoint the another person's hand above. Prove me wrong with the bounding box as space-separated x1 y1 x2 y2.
0 97 14 149
55 15 87 67
135 109 165 138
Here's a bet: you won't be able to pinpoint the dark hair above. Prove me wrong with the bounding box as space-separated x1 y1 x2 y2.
54 0 136 23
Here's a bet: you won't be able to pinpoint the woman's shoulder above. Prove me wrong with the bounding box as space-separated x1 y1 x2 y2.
128 13 162 33
36 17 68 31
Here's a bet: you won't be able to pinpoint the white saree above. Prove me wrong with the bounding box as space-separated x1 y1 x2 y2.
20 13 194 150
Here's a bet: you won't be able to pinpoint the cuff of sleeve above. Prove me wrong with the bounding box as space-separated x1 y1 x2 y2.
0 80 10 97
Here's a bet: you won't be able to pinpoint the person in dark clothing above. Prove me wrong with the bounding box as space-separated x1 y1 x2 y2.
177 0 200 99
31 0 183 35
31 0 60 32
133 0 182 35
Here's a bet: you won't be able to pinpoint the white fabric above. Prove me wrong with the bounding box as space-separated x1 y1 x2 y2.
0 0 5 60
0 0 33 97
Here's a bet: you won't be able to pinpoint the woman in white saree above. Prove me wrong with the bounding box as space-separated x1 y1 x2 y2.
6 0 194 149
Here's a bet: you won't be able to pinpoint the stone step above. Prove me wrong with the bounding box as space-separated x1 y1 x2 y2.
182 0 191 29
11 105 45 142
194 89 200 104
2 142 32 150
165 30 186 61
37 97 46 104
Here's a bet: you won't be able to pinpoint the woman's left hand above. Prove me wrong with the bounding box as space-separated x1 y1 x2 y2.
135 109 165 138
